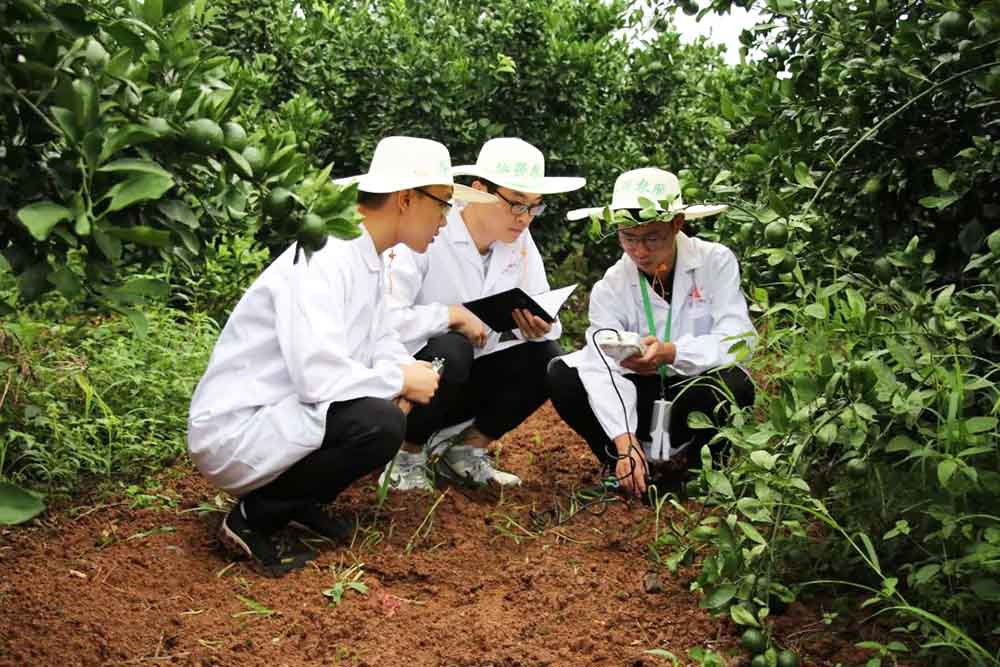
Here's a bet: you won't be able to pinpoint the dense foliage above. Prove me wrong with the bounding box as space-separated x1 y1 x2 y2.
1 0 998 663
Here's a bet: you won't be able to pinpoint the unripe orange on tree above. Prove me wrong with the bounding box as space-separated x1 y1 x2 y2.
263 187 295 221
937 11 968 39
183 118 225 152
223 122 248 151
987 229 1000 256
764 221 789 247
873 257 893 282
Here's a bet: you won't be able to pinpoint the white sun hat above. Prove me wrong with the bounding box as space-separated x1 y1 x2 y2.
334 136 497 204
452 138 586 195
566 168 728 221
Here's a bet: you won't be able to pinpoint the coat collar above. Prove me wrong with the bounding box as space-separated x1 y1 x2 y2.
356 226 383 273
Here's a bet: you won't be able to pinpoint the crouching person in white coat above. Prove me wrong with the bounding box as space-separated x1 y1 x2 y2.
379 138 585 491
187 137 497 573
546 168 756 498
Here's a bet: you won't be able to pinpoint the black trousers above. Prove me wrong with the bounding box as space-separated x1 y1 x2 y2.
545 359 755 470
405 332 563 444
243 397 405 535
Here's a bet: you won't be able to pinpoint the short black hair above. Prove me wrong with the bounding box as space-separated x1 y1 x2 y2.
357 190 391 208
468 178 499 193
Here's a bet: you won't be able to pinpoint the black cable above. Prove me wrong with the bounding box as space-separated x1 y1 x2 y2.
590 327 649 495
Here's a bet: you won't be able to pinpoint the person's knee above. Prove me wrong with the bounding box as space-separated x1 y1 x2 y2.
424 332 474 383
365 399 406 452
545 358 576 403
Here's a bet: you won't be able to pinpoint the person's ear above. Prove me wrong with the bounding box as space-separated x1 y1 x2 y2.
396 189 414 214
672 214 685 234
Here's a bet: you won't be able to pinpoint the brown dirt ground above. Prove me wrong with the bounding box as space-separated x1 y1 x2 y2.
1 403 883 667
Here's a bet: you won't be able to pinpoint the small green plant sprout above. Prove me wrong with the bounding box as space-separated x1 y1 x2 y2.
232 595 276 619
404 490 448 554
643 647 679 665
856 640 909 667
686 646 727 667
322 563 369 609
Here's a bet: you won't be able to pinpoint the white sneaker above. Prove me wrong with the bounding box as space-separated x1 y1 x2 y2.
379 450 434 492
439 446 522 486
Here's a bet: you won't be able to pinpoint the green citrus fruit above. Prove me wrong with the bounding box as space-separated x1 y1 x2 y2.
183 118 224 152
242 146 267 175
845 458 869 478
222 122 248 152
741 629 767 655
145 116 172 136
751 656 768 667
777 253 797 274
764 221 789 247
262 187 295 220
777 650 800 667
681 0 699 16
740 222 756 239
937 11 968 39
298 213 327 249
987 229 1000 257
873 257 893 282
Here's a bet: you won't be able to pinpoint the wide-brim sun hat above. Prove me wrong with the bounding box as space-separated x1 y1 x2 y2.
566 167 728 221
452 138 586 195
334 136 497 204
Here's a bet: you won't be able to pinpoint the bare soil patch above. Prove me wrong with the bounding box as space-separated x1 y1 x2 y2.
1 404 879 666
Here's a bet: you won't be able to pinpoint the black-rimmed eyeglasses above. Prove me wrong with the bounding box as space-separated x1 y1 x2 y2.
415 188 453 216
494 189 546 217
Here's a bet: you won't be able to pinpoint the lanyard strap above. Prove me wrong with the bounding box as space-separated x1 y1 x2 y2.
639 274 671 381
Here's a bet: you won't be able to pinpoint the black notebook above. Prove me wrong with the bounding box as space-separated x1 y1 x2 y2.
463 284 577 332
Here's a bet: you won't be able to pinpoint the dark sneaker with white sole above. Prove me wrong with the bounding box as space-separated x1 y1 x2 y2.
288 505 355 543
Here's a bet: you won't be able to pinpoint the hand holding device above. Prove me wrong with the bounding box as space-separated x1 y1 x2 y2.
594 330 646 363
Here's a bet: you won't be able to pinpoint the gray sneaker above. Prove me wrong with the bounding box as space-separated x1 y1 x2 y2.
439 445 521 486
379 450 434 492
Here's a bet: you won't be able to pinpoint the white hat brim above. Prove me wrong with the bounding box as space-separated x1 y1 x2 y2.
566 203 729 222
452 166 586 195
332 175 497 204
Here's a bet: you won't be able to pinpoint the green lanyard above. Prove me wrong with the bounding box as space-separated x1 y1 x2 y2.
638 274 671 381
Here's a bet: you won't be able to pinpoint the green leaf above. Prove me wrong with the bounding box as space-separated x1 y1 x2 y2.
157 200 199 228
886 435 917 453
98 158 172 178
103 276 168 304
965 417 997 434
104 174 174 213
804 303 827 319
106 225 171 248
0 481 45 525
48 265 82 297
794 162 816 188
224 147 253 179
706 471 734 498
738 521 767 545
970 578 1000 602
17 201 72 240
162 0 194 15
719 89 735 121
937 459 957 487
51 106 80 143
142 0 163 25
730 604 759 627
99 124 161 162
687 411 713 429
931 168 954 191
701 584 736 610
912 563 940 585
858 532 881 573
749 450 777 470
918 194 961 210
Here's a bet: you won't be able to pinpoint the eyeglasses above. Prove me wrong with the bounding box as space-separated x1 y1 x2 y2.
618 229 673 250
415 188 453 216
494 189 546 217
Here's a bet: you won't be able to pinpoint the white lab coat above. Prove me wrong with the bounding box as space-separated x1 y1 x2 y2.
187 228 413 496
384 206 561 358
560 232 755 440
